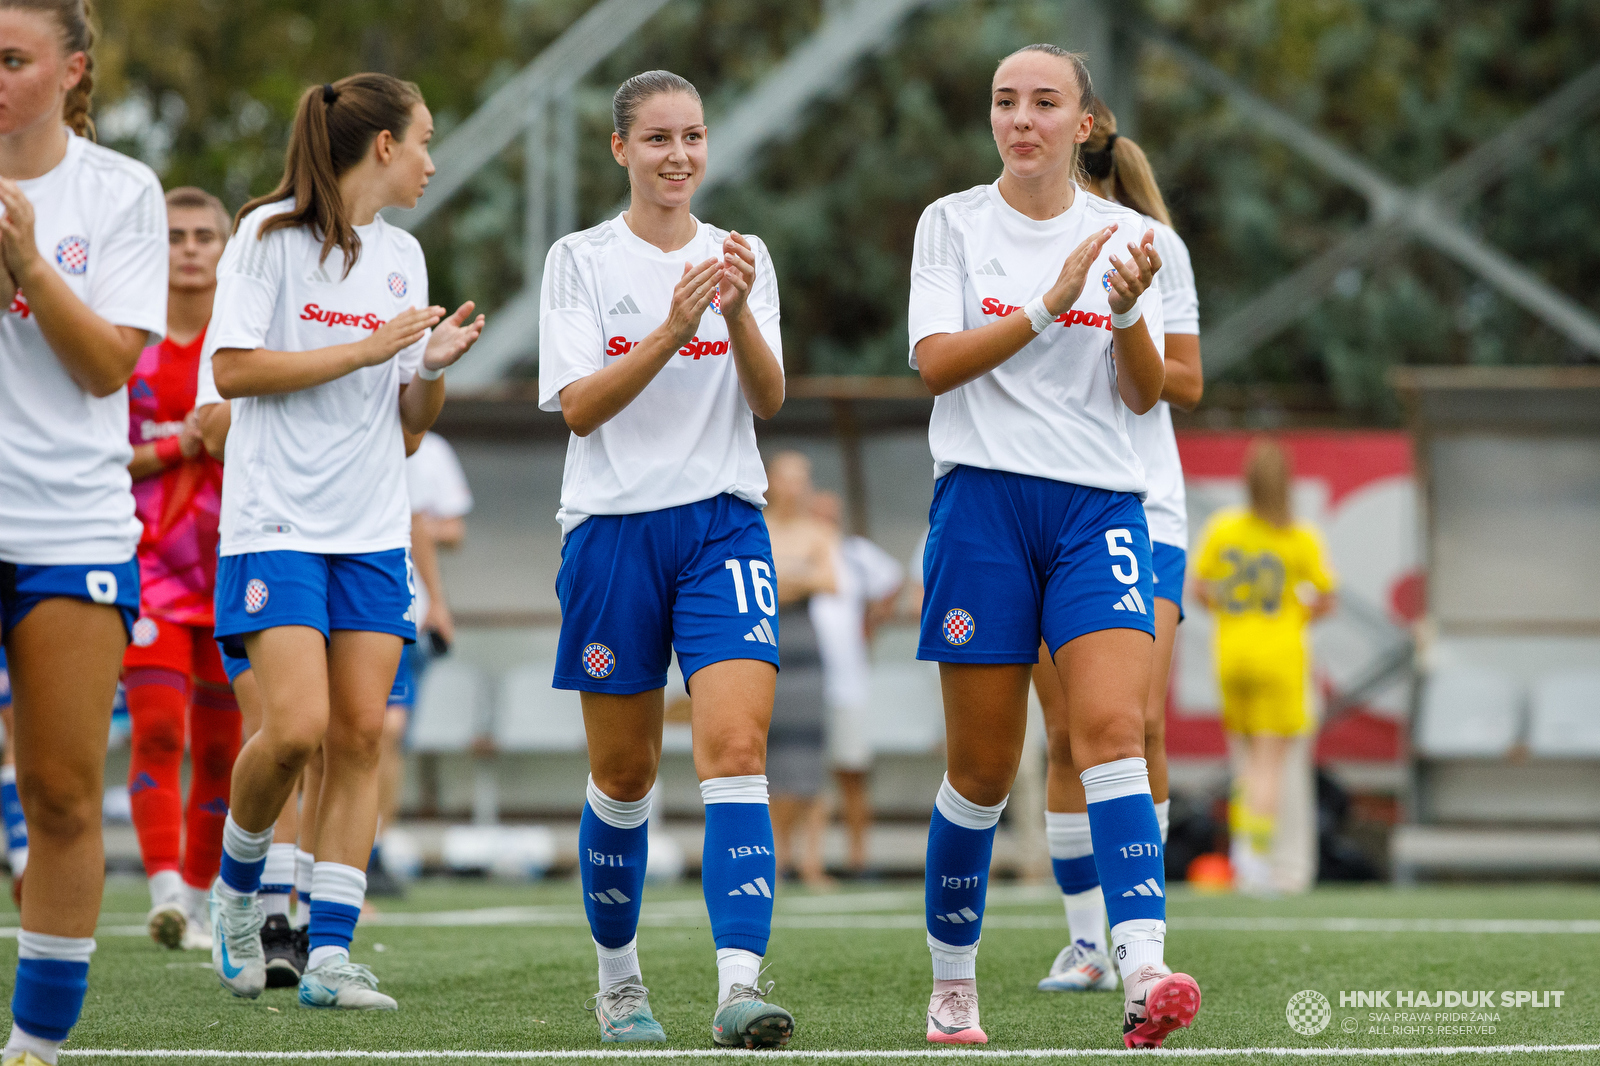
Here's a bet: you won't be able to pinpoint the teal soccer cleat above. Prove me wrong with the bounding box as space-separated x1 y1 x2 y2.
711 976 793 1049
298 957 398 1010
208 882 265 998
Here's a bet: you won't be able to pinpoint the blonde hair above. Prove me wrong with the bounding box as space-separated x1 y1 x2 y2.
1080 98 1171 226
1244 439 1293 528
2 0 96 139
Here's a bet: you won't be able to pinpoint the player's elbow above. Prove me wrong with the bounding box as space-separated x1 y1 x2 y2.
1166 374 1203 412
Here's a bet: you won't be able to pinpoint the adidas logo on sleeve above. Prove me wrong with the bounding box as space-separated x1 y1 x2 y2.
743 618 777 644
1112 588 1148 614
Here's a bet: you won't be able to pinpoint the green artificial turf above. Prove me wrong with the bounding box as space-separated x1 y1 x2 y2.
22 877 1600 1062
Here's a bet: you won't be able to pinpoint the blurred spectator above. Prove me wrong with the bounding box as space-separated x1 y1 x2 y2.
808 491 903 877
1192 439 1337 894
763 452 838 888
370 431 473 896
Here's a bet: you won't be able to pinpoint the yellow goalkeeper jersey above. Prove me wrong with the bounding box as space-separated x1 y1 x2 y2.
1193 508 1337 670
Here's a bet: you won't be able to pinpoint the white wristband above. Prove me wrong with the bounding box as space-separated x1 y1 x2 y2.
1111 306 1142 330
1023 297 1055 334
416 363 444 381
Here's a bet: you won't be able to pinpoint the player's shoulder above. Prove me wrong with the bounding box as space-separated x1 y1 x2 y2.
1203 506 1251 535
552 217 621 264
376 215 425 260
74 137 164 229
1082 191 1146 232
922 184 992 223
232 198 298 243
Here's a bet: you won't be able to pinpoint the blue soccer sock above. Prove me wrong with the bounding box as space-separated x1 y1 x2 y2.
1045 809 1107 955
1082 757 1166 980
1 764 29 876
924 775 1006 981
217 814 273 896
700 775 774 998
8 930 94 1063
581 776 650 990
307 861 365 971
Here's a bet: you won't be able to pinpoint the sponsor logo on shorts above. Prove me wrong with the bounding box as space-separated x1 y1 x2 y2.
55 235 90 275
942 608 975 646
244 578 269 614
582 643 616 680
387 271 408 298
131 618 160 647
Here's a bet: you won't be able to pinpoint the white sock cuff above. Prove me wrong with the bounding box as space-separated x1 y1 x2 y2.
310 861 367 910
0 764 15 785
935 775 1006 830
222 814 274 864
17 930 95 963
1080 757 1151 804
587 776 653 829
1109 918 1166 949
263 843 297 886
1155 799 1170 844
701 775 769 805
1044 810 1093 859
595 937 639 960
927 934 980 980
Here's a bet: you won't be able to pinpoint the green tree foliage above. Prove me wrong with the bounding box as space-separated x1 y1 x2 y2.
92 0 1600 420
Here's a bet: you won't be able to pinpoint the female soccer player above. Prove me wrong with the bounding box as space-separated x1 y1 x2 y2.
0 1 168 1061
538 70 790 1049
198 72 483 1011
1034 99 1204 994
907 45 1199 1048
124 186 237 953
1193 440 1337 893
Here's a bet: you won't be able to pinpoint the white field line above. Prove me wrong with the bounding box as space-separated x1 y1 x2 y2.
26 911 1600 938
56 1044 1600 1060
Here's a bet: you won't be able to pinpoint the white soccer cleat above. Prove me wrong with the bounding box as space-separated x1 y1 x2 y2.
146 900 187 949
209 882 266 998
926 982 986 1044
298 958 397 1011
181 893 214 951
1037 939 1118 991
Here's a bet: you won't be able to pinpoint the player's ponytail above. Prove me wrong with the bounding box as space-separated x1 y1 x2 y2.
236 73 424 276
2 0 97 139
1080 98 1172 227
1245 439 1293 528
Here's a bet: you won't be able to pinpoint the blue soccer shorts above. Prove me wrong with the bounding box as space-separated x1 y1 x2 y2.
554 494 781 695
0 559 141 641
1151 541 1187 619
918 465 1156 664
0 647 9 709
213 548 415 657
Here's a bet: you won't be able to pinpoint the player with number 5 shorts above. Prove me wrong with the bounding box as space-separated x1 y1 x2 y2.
907 44 1199 1049
0 3 168 1061
539 71 792 1050
196 73 484 1012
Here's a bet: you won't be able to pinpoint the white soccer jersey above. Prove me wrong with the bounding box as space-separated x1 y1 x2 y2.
198 200 428 557
538 215 782 536
1125 219 1198 549
908 182 1159 495
0 131 167 565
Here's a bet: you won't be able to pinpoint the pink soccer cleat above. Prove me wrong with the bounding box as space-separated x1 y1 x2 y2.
927 980 987 1044
1122 966 1201 1049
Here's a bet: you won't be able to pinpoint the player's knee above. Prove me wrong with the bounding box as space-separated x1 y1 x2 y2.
706 736 765 780
944 766 1013 809
196 741 236 781
591 766 655 804
18 774 98 842
1142 713 1166 751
